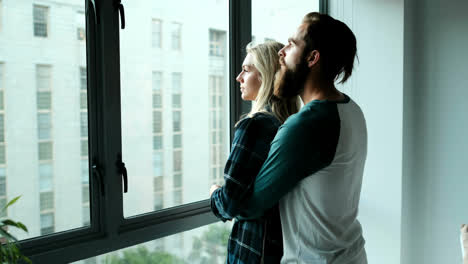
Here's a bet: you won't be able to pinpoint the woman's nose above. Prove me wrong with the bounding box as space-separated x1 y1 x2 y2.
278 47 285 57
236 73 242 82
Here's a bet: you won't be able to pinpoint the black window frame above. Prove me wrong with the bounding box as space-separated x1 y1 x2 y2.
18 0 326 262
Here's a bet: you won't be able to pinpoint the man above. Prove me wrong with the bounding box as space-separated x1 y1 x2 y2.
212 12 368 263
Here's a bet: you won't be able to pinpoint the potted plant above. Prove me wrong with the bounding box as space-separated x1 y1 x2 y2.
0 196 31 264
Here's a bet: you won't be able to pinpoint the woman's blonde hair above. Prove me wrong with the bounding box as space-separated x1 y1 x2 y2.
242 41 299 124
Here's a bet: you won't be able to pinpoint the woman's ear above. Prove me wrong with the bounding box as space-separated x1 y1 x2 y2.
307 50 320 68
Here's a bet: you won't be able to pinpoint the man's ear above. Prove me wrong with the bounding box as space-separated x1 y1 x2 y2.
307 50 320 68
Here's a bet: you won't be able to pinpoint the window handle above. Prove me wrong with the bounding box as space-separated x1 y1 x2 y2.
92 163 105 196
115 0 125 29
116 155 128 193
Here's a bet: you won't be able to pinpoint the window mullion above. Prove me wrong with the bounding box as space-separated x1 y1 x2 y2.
95 0 125 237
229 0 252 145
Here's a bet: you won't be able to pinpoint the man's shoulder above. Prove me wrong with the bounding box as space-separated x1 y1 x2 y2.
284 102 339 130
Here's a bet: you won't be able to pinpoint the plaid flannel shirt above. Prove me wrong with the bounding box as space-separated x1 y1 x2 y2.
210 112 283 264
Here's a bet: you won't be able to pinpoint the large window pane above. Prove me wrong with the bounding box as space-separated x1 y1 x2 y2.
252 0 320 44
0 1 89 240
121 1 230 217
76 222 232 264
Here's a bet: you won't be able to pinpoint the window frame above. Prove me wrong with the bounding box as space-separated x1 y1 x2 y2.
33 4 49 38
18 0 326 262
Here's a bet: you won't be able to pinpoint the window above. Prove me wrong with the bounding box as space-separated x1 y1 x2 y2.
40 213 54 235
152 71 164 211
80 112 88 137
1 0 93 244
170 22 182 50
0 168 6 218
37 65 52 90
153 176 163 210
152 152 163 177
80 67 87 109
209 76 226 185
80 67 87 91
152 19 162 48
38 113 51 140
171 72 182 108
209 29 226 57
0 0 3 32
36 65 54 163
0 63 4 110
6 0 321 262
79 66 90 226
37 65 55 236
0 63 5 211
76 12 85 41
78 223 231 264
77 28 85 41
33 5 49 37
252 1 320 45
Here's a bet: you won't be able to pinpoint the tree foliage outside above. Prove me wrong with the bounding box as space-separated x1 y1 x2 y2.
189 224 230 264
100 223 230 264
102 246 185 264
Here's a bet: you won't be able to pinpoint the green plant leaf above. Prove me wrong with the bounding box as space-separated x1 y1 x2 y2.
16 222 28 233
0 227 17 242
2 220 28 232
23 255 33 264
1 196 21 212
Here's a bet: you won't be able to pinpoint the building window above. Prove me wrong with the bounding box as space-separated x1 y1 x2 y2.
152 19 162 48
33 5 49 37
39 163 53 192
0 168 6 218
76 12 86 41
77 28 85 41
37 113 52 140
171 73 182 108
209 29 226 57
40 212 55 235
80 112 88 138
80 67 87 109
171 72 183 206
173 150 182 173
0 63 4 110
152 71 164 210
209 76 225 185
0 0 3 32
153 176 163 211
37 64 54 235
37 65 52 90
80 66 90 225
0 64 5 209
171 22 182 50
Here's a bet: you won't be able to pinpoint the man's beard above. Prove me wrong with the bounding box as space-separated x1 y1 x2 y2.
273 57 309 99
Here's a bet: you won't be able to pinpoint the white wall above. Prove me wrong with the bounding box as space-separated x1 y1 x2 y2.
331 0 468 263
330 1 404 263
402 0 468 263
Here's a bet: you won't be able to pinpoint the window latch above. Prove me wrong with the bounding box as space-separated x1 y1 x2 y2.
116 154 128 193
115 0 125 29
92 162 105 196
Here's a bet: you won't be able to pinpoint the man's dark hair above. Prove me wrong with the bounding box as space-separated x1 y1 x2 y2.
302 12 357 84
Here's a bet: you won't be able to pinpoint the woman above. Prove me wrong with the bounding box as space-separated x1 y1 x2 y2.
209 41 299 264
